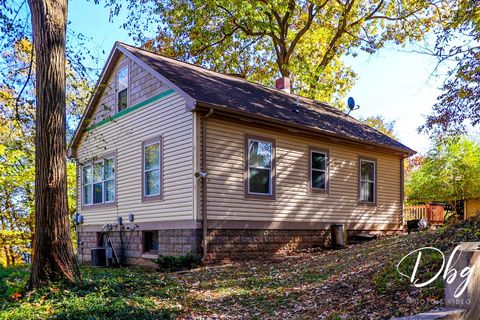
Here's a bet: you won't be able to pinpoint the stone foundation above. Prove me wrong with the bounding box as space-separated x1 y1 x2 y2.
205 229 402 261
206 229 330 261
77 226 400 264
76 228 202 265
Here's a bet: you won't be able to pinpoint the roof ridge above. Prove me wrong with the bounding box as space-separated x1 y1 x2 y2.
117 41 344 113
116 42 414 154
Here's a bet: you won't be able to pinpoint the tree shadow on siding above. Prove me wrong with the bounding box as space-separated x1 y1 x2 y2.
206 142 401 258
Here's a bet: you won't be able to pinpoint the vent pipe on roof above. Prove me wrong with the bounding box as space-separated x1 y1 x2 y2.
275 77 290 93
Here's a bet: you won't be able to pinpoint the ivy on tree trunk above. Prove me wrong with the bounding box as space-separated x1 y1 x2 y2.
27 0 80 289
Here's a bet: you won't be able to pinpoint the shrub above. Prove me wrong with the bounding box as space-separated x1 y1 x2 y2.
155 253 200 272
0 266 182 319
0 266 28 300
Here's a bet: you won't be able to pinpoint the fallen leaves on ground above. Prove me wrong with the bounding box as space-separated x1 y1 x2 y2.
173 217 480 319
2 216 479 319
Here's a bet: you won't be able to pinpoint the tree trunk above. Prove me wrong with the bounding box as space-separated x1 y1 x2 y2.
28 0 80 289
4 247 11 267
9 247 16 266
0 216 10 267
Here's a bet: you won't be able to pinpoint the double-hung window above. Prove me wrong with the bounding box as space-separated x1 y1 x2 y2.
117 65 129 112
103 158 115 202
82 165 93 205
246 136 275 198
359 158 376 204
93 161 103 204
310 149 328 191
82 157 115 206
143 139 162 200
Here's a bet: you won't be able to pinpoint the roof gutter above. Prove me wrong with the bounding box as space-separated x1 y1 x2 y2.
192 101 416 157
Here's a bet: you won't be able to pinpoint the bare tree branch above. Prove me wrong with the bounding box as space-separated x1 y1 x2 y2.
287 2 320 58
192 26 240 56
14 42 33 123
349 0 384 27
318 0 356 69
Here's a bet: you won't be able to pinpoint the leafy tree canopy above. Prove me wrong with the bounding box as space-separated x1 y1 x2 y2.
405 136 480 205
101 0 440 105
0 1 94 136
360 115 397 138
0 37 85 267
421 0 480 136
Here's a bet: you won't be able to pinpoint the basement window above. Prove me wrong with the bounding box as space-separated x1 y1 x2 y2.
117 65 128 112
143 231 159 253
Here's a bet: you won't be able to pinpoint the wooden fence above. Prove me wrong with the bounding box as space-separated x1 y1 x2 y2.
404 204 444 225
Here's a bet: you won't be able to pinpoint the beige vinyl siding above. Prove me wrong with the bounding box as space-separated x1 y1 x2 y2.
76 55 194 225
90 55 127 125
89 54 166 126
205 118 402 230
129 57 164 106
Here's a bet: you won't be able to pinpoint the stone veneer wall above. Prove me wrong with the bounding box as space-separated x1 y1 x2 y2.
205 229 402 261
76 228 202 264
77 227 401 264
206 229 331 261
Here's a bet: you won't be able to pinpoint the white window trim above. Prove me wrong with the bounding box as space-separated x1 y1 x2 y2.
82 157 116 206
247 138 273 196
310 150 327 191
359 159 376 203
143 141 162 197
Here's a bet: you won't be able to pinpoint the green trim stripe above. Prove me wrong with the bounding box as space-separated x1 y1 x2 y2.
85 88 175 132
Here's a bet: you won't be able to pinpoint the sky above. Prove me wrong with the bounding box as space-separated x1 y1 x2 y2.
68 0 447 154
344 48 443 154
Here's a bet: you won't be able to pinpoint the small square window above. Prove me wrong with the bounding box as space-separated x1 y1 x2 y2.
143 231 158 253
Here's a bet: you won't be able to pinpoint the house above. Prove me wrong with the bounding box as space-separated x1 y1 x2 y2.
69 42 415 263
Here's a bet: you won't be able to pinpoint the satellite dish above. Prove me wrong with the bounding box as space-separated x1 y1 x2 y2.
346 97 359 115
347 97 355 109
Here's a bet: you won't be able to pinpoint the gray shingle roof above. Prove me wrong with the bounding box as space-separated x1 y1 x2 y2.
120 43 414 155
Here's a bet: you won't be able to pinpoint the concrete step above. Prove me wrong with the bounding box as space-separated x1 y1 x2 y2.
392 308 465 320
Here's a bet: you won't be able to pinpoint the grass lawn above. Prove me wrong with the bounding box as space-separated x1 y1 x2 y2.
1 217 479 319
